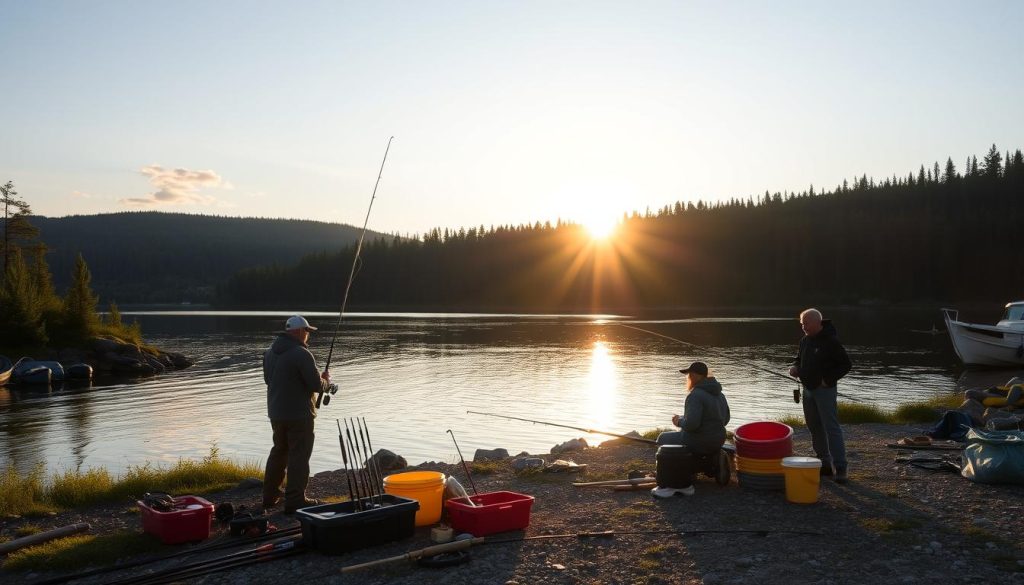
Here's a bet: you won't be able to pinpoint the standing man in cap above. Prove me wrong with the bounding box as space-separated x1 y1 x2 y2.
789 308 852 483
655 361 731 495
262 315 332 513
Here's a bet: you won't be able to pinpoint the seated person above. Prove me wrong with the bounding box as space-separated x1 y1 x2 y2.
657 361 731 456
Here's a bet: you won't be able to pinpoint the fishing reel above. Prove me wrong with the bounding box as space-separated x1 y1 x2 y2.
317 383 340 408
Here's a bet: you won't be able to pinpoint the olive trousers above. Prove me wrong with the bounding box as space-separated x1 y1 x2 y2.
263 418 315 508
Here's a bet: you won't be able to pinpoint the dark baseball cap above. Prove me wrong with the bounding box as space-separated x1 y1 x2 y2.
679 361 708 376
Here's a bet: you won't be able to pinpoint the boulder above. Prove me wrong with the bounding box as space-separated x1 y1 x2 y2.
959 399 986 426
551 438 588 455
512 457 545 471
369 449 407 472
237 478 263 489
92 338 121 354
473 448 509 462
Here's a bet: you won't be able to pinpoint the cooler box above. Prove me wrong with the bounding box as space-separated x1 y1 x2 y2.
137 495 214 544
446 491 534 536
295 495 419 555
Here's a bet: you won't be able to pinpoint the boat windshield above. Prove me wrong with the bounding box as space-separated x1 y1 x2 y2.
1004 305 1024 321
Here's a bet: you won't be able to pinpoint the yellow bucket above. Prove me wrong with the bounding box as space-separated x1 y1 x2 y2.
781 456 821 504
383 471 446 526
735 456 784 475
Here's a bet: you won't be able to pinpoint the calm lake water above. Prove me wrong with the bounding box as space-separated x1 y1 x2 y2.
1 309 1020 476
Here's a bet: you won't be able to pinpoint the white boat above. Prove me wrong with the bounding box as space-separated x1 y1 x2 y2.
942 302 1024 367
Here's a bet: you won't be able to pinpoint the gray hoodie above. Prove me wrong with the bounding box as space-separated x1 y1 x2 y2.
263 333 328 420
679 377 731 454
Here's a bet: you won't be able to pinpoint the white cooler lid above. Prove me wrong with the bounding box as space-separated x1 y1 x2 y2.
781 456 822 468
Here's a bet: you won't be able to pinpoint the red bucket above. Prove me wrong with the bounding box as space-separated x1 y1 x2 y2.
734 422 793 459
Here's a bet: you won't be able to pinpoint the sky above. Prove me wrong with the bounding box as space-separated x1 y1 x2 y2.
1 1 1022 236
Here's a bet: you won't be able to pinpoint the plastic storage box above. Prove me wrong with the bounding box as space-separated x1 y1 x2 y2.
137 495 214 544
446 491 535 536
295 495 419 555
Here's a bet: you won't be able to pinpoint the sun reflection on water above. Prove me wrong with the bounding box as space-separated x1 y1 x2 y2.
584 341 619 437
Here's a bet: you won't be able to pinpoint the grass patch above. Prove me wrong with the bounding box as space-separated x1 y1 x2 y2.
0 447 262 517
838 403 890 424
638 557 662 571
643 543 669 556
778 415 805 427
612 505 649 520
858 517 921 534
779 393 964 426
470 461 503 475
3 531 164 572
14 525 43 538
641 428 672 441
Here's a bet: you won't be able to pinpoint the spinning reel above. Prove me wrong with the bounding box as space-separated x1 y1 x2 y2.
317 383 339 408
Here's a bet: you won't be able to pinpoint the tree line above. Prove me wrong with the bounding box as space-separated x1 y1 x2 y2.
1 181 136 350
219 145 1024 311
31 213 378 304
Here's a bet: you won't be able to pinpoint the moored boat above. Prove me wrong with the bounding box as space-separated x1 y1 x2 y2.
66 363 94 380
12 359 65 385
942 302 1024 367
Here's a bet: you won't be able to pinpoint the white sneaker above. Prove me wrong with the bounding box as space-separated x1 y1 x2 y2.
651 485 695 498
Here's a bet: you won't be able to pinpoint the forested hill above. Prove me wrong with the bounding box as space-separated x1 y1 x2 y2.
33 212 384 304
221 146 1024 311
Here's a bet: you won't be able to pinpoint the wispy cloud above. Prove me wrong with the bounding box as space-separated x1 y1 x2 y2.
121 165 230 207
71 190 91 198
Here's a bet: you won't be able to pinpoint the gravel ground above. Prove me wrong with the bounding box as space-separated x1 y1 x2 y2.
4 423 1024 585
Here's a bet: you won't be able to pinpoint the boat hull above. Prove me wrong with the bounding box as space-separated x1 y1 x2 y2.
943 310 1024 367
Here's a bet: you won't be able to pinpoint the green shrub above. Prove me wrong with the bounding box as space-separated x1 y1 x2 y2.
838 402 889 424
3 531 163 572
48 468 115 508
0 464 47 517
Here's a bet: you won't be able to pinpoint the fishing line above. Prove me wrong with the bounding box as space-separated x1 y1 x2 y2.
615 322 861 402
324 136 394 371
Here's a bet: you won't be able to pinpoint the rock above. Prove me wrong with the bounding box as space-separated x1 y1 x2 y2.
735 557 754 568
512 457 545 471
166 352 194 369
551 438 588 455
370 449 407 472
958 399 986 426
237 478 263 489
144 355 167 374
92 338 121 354
474 448 509 462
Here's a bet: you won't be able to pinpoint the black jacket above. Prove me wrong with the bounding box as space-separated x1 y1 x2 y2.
263 333 328 420
793 320 852 389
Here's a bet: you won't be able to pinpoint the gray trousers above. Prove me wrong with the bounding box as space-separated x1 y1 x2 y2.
801 386 846 469
263 418 315 507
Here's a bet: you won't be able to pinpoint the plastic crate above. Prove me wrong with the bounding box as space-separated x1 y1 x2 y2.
137 495 214 544
296 495 418 555
446 491 534 536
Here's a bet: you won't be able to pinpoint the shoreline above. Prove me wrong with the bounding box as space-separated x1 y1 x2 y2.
3 423 1022 584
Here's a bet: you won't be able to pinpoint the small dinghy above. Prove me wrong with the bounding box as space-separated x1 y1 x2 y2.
12 359 64 385
942 302 1024 367
66 363 94 380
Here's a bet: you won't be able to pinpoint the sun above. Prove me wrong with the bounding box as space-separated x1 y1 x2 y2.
583 216 619 240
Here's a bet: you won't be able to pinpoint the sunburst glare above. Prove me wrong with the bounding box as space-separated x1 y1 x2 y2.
584 341 619 435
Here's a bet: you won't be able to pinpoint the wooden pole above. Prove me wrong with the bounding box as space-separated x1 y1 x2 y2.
572 476 655 487
0 523 90 555
340 537 485 573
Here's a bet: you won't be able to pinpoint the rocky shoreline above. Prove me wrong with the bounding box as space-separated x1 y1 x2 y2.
17 336 192 378
3 423 1024 584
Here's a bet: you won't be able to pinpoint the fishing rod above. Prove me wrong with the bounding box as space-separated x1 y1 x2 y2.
317 136 394 408
466 411 657 445
358 417 384 506
337 419 357 508
615 322 862 403
352 417 378 504
342 419 366 510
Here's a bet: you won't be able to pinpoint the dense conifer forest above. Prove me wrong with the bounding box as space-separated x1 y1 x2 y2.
220 145 1024 311
29 213 379 303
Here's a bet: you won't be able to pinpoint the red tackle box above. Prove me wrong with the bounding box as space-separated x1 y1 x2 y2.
446 491 534 536
137 495 215 544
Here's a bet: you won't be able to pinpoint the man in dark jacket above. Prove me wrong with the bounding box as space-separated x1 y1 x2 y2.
789 308 852 483
262 315 332 513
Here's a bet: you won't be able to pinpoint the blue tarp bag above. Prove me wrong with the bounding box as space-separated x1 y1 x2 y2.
925 410 973 441
960 428 1024 485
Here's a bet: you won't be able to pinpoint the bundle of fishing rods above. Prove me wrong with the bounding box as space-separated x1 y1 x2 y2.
336 416 387 511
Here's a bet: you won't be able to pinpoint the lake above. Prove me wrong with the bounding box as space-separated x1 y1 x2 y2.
1 309 1018 477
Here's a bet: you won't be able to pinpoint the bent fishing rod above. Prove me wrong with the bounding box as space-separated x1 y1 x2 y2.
317 136 394 408
467 411 657 445
615 322 861 403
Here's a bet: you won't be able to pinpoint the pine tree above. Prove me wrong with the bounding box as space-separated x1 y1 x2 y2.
63 254 100 336
943 158 957 183
982 144 1003 177
1 180 40 279
0 248 48 345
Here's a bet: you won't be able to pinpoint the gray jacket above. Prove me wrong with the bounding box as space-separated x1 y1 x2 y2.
678 377 731 454
263 333 328 420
